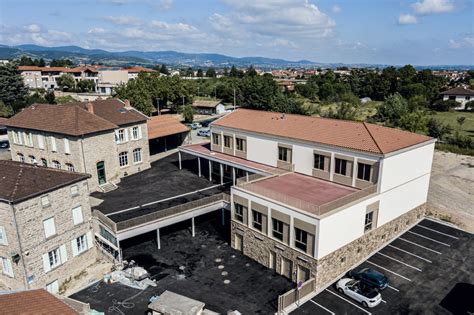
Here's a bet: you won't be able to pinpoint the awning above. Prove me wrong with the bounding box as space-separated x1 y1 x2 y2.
147 115 189 139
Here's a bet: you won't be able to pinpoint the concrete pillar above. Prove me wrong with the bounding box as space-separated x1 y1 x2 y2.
156 228 161 250
352 157 358 187
209 160 212 181
329 152 335 181
246 171 249 182
117 241 123 263
220 163 224 185
178 151 182 170
191 217 195 237
198 157 201 177
221 208 225 226
232 167 236 185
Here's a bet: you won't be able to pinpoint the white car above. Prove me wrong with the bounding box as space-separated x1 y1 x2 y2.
336 278 382 308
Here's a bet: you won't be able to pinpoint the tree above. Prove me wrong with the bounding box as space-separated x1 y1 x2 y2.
398 111 428 133
465 100 474 111
50 59 74 67
77 80 95 92
114 79 154 116
0 62 29 113
375 93 409 126
19 55 34 66
427 118 452 140
223 67 229 77
246 65 258 77
272 94 306 114
239 74 279 111
430 99 459 112
182 105 194 123
0 101 13 117
206 67 216 78
196 69 203 78
319 82 335 101
159 64 169 75
56 74 76 91
45 91 56 104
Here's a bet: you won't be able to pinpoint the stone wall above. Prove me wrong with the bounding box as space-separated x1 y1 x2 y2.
231 203 426 288
8 179 97 291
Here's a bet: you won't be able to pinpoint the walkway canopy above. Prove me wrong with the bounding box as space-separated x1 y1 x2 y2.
147 115 190 154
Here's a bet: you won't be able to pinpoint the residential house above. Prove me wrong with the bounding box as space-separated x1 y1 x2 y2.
440 86 474 110
192 99 226 115
4 99 151 191
0 160 95 293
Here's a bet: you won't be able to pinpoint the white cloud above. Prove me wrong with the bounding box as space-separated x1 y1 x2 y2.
398 13 418 24
88 27 106 34
449 36 474 49
150 20 196 32
332 5 341 13
102 15 142 25
25 24 41 33
412 0 455 14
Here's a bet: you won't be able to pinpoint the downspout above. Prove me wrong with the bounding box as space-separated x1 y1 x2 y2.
7 200 29 289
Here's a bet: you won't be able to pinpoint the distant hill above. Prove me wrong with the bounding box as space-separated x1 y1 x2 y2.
0 44 472 70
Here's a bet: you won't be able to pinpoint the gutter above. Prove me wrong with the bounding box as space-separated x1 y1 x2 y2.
9 201 29 289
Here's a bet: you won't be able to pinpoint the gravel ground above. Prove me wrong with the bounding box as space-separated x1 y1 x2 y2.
428 151 474 232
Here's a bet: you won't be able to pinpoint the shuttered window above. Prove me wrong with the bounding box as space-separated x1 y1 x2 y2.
0 226 7 245
64 138 70 154
43 217 56 239
46 280 59 294
72 206 83 225
1 258 14 277
37 135 45 149
50 137 57 152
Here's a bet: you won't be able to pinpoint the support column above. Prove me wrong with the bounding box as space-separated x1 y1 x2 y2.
156 228 161 250
164 137 167 152
232 167 236 185
351 157 358 187
178 151 182 170
220 163 224 185
246 171 249 182
221 208 225 226
191 217 195 237
117 241 123 263
329 152 335 181
198 157 201 177
209 160 212 181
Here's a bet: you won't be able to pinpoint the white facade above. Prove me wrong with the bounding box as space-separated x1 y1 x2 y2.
442 94 472 110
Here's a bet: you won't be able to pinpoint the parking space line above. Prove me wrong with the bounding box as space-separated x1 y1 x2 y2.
388 285 399 292
398 238 442 255
325 289 372 315
309 300 335 315
417 224 459 239
407 231 451 247
376 252 422 272
366 260 411 281
388 245 432 263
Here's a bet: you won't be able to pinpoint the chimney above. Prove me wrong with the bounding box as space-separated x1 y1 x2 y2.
86 103 94 114
124 99 131 109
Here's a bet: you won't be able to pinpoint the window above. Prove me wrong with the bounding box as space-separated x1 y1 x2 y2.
76 235 87 254
294 228 308 252
224 135 232 148
24 132 33 147
16 131 23 145
41 195 50 207
37 134 45 149
314 154 325 170
466 96 471 100
278 146 291 162
52 160 61 169
252 210 263 231
17 153 25 163
116 129 127 143
0 226 7 245
12 131 18 144
47 248 61 269
365 211 374 232
72 206 83 225
70 185 79 196
272 218 284 241
212 133 220 145
132 126 140 140
66 163 75 172
236 138 246 151
335 158 347 175
46 280 59 294
41 158 48 167
29 155 36 164
50 136 57 152
357 163 371 181
119 152 128 167
1 258 14 277
64 138 70 154
43 217 56 238
234 203 245 222
133 148 142 163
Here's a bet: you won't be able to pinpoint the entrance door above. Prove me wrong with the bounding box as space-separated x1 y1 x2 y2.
281 257 292 279
234 233 243 252
297 265 310 282
269 251 276 271
96 161 106 185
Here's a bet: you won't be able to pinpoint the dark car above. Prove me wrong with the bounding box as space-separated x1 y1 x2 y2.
348 267 389 290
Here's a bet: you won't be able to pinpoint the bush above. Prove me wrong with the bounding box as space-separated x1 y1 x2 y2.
430 99 459 112
465 100 474 111
427 118 452 141
182 105 194 123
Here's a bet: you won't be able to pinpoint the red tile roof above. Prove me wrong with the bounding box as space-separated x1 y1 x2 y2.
0 117 8 126
440 86 474 96
0 289 78 315
212 109 433 154
0 160 90 203
148 115 189 139
127 66 156 73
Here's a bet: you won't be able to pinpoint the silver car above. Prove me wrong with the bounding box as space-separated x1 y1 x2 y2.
336 278 382 308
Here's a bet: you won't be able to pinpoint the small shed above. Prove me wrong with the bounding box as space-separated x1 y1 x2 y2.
147 115 190 154
192 99 225 115
148 290 205 315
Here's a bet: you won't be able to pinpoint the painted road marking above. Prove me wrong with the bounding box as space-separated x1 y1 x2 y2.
388 285 400 292
325 289 372 315
381 300 387 304
407 231 451 247
388 244 432 263
376 252 422 272
398 238 442 255
310 300 335 315
367 260 411 281
417 225 459 239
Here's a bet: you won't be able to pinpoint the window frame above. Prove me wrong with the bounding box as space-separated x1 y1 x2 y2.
357 163 371 182
52 160 61 169
119 151 129 167
41 158 48 167
76 235 87 254
278 146 290 162
234 203 245 223
252 210 263 232
313 154 325 170
335 158 347 176
294 228 308 252
365 211 374 232
272 218 284 241
17 153 25 163
212 133 220 145
236 138 245 151
43 217 56 239
66 163 75 172
133 148 142 164
223 135 232 148
1 257 14 277
41 195 50 207
48 248 61 269
132 126 140 140
117 129 125 143
0 226 7 246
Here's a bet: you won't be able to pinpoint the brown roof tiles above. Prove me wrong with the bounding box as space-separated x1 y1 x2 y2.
440 86 474 96
212 109 433 154
192 99 223 108
0 289 78 315
147 115 189 139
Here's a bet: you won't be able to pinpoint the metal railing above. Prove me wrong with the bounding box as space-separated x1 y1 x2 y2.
277 278 316 314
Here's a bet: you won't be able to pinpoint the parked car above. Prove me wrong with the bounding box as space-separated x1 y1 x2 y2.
197 129 211 137
348 267 389 290
0 140 9 149
190 123 202 130
336 278 382 308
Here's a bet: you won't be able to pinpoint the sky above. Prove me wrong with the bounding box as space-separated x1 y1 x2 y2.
0 0 473 65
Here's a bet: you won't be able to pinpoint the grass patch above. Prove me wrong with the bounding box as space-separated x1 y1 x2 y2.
435 143 474 156
429 111 474 139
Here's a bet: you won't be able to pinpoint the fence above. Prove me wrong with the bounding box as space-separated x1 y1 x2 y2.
277 278 316 314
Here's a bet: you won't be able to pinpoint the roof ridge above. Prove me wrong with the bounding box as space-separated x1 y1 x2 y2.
10 166 23 201
362 122 383 154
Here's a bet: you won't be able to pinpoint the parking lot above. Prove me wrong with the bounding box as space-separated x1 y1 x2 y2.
293 219 474 315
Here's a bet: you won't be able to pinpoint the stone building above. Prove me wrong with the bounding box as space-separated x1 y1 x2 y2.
180 108 435 289
4 99 151 191
0 160 96 293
